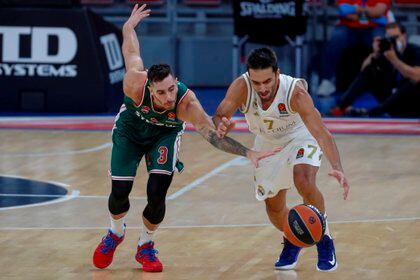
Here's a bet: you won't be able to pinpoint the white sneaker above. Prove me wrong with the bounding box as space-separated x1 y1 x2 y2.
317 79 336 97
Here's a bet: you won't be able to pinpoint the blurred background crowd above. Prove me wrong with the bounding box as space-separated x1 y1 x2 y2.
1 0 419 118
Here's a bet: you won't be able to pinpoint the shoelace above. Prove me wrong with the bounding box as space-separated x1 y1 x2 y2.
100 234 118 254
139 246 158 262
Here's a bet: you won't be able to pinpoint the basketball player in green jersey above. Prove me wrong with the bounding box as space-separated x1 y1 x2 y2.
93 4 277 272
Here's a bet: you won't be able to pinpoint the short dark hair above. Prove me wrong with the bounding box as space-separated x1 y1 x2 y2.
386 22 406 34
246 47 278 72
148 64 173 83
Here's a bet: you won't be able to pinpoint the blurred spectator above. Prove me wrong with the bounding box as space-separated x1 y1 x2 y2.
330 22 420 118
317 0 393 97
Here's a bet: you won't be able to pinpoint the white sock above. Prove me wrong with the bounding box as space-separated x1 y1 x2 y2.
138 225 156 247
110 216 125 237
324 213 331 238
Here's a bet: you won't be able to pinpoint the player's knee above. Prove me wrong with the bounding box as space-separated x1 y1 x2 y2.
108 180 133 215
143 204 166 224
143 173 173 225
294 172 316 199
266 204 288 219
143 192 166 224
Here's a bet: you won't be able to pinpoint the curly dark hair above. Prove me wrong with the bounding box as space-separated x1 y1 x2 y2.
246 47 278 72
147 64 174 83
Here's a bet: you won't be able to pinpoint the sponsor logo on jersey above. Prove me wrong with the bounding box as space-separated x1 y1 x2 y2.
150 117 158 123
141 106 150 114
296 148 304 159
167 112 176 120
278 103 287 114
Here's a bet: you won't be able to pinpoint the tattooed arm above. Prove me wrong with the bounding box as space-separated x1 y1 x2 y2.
177 90 276 166
195 120 248 157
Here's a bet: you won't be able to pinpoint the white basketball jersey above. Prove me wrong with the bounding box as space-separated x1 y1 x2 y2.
240 73 313 146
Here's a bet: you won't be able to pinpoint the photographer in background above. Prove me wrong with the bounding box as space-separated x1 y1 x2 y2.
330 22 420 118
317 0 392 97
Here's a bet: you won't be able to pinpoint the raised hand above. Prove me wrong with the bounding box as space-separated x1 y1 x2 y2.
328 169 350 200
124 4 151 29
216 117 235 138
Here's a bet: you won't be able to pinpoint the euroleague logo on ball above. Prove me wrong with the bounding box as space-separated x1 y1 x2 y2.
309 216 315 224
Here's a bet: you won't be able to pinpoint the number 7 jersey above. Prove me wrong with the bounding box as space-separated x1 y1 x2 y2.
240 73 314 146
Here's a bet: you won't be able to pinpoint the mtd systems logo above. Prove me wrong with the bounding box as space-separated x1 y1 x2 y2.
0 26 78 77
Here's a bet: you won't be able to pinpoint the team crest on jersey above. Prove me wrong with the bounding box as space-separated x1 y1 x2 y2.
278 103 287 114
141 106 150 114
296 148 304 159
167 112 176 120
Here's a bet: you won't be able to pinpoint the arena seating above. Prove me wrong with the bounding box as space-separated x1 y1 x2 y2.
183 0 222 6
80 0 114 5
127 0 165 5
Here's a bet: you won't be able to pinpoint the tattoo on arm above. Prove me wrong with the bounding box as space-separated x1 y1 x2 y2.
197 126 248 157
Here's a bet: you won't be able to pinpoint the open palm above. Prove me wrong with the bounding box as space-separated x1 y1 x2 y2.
125 4 151 29
328 169 350 200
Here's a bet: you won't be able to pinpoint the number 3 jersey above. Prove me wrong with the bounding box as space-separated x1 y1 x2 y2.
240 73 314 147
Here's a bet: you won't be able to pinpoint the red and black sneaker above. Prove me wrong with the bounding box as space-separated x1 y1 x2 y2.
93 230 125 269
135 241 163 272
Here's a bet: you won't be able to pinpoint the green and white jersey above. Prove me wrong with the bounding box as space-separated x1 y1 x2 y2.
113 80 190 144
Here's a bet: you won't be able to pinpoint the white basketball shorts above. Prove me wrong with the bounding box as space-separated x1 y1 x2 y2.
253 135 323 201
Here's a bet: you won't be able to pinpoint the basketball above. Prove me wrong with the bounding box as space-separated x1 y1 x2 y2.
283 204 326 248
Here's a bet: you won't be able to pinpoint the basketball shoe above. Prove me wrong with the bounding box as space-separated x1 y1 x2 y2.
275 237 302 270
135 241 163 272
316 235 338 271
93 229 125 269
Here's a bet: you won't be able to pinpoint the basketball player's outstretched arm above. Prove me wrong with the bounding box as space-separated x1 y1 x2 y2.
177 90 278 167
213 77 248 138
291 82 350 200
121 4 150 103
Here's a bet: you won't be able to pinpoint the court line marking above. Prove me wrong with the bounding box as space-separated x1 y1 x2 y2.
167 156 245 200
0 216 419 231
0 142 111 157
0 154 244 208
0 174 81 211
0 193 146 199
0 190 80 211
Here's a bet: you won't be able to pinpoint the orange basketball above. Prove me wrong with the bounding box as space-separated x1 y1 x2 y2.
283 204 326 248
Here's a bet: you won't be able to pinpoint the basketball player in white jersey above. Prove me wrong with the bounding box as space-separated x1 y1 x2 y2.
213 48 349 271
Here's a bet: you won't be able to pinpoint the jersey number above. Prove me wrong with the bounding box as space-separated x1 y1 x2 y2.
308 145 317 159
263 119 274 130
157 146 168 164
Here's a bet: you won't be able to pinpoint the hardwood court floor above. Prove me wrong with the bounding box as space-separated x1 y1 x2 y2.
0 129 419 280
